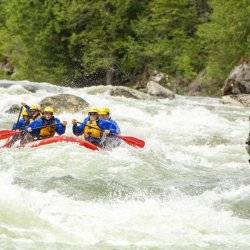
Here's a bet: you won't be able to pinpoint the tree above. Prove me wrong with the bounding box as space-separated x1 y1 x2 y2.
133 0 201 80
198 0 250 84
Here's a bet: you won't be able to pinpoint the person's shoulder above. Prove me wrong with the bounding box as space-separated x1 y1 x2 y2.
54 117 61 123
99 119 110 125
99 119 115 128
83 116 89 122
18 118 25 123
110 119 118 125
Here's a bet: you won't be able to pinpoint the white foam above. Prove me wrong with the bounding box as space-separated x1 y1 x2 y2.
0 81 250 248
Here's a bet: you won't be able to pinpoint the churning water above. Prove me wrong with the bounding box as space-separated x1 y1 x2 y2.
0 80 250 249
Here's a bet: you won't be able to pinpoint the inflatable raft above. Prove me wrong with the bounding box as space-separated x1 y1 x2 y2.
24 136 99 150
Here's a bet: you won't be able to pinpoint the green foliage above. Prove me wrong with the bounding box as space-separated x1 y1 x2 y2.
132 0 201 80
0 0 248 94
198 0 250 84
0 0 202 85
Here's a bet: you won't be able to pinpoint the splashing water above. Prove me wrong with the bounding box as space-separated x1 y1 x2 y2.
0 80 250 249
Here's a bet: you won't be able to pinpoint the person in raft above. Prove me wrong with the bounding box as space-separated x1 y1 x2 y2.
98 107 120 132
12 108 31 131
3 107 32 148
11 103 43 131
22 106 67 144
72 108 119 148
98 107 121 148
5 103 41 147
24 103 42 122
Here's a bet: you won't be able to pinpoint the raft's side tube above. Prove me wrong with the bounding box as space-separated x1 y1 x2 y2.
25 136 99 150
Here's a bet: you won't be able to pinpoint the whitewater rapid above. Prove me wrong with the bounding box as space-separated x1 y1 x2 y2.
0 80 250 249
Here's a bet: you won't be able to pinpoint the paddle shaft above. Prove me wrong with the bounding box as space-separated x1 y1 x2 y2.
76 122 109 134
14 106 23 130
28 122 64 132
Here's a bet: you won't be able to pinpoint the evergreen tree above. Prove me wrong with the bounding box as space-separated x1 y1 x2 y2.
198 0 250 83
133 0 201 80
0 0 248 94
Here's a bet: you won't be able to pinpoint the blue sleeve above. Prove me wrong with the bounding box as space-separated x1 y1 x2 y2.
99 120 118 135
110 119 121 134
73 124 82 136
26 119 43 136
83 117 89 124
12 119 23 130
28 119 43 130
72 117 88 136
109 122 119 135
12 119 24 130
54 118 65 135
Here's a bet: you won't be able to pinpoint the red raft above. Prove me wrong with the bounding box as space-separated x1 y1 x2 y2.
24 136 99 151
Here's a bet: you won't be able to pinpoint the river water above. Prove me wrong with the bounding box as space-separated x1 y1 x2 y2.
0 80 250 249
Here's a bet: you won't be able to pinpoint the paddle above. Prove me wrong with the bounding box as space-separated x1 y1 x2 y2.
0 104 25 140
0 129 17 135
1 122 69 149
14 105 23 130
76 122 145 148
0 130 21 140
116 135 145 148
0 122 64 141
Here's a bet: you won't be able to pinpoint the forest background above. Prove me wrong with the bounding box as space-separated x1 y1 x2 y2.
0 0 249 95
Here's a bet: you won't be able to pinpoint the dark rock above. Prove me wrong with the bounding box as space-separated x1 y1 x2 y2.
149 71 166 84
188 71 205 96
22 85 39 93
0 83 12 88
0 58 15 75
133 70 167 90
221 94 250 107
40 94 89 113
222 62 250 95
5 104 20 114
109 86 140 99
0 80 62 93
146 81 175 99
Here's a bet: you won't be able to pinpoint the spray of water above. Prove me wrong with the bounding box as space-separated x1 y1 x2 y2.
0 80 250 249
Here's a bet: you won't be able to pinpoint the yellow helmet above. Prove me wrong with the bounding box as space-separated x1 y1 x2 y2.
21 109 28 116
98 107 110 115
30 104 41 111
43 106 54 114
88 108 99 114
